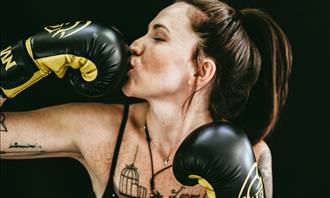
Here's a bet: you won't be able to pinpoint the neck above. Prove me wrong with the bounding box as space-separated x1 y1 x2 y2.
145 94 213 160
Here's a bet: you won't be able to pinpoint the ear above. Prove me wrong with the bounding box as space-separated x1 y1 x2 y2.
194 57 216 89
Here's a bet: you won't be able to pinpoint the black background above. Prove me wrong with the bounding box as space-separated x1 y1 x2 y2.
1 0 329 197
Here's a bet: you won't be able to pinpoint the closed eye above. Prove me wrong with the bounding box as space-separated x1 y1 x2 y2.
152 37 165 42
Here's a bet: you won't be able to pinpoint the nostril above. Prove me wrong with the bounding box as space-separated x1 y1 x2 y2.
129 42 144 56
129 48 135 56
129 47 137 56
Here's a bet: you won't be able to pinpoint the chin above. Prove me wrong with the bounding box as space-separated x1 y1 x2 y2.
122 85 150 101
122 81 138 97
121 83 132 97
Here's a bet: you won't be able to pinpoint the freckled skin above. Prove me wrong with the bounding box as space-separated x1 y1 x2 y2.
0 2 273 198
122 3 200 101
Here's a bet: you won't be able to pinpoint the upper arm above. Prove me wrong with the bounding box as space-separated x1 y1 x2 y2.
0 103 122 160
253 140 273 198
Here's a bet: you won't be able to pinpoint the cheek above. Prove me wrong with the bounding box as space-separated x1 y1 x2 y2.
142 46 171 73
143 44 192 73
139 43 195 93
150 60 193 93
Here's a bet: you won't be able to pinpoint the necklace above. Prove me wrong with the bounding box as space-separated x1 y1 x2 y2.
144 123 174 166
164 158 170 166
144 123 172 196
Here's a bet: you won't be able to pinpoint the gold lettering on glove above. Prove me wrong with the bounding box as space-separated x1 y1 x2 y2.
44 20 92 39
238 163 264 198
1 46 17 71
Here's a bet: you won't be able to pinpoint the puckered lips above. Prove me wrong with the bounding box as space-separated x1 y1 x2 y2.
128 63 133 70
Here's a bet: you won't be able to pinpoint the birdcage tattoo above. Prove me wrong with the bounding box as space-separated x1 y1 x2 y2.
119 163 147 198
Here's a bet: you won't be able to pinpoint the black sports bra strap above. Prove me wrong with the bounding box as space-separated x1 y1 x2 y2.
102 104 130 198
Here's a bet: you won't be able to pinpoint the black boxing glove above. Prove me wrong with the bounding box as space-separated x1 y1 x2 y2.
173 122 265 198
0 20 129 98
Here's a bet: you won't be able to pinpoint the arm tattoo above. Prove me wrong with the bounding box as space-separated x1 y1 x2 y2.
8 142 42 149
0 112 8 132
258 146 273 198
1 142 43 156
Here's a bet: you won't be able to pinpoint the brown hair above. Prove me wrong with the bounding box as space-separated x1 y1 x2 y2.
178 0 292 143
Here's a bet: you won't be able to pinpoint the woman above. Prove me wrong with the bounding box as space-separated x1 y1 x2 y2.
0 0 292 197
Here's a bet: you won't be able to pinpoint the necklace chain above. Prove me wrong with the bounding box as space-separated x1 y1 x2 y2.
144 124 174 166
150 140 173 166
144 123 172 195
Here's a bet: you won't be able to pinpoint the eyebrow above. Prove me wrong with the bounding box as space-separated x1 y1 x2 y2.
149 23 170 33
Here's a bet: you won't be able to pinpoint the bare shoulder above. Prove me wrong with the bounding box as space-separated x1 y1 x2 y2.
44 102 125 139
69 102 126 148
31 102 124 122
54 102 124 120
74 101 147 156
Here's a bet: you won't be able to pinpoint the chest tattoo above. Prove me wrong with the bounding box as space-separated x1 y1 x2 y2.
117 156 206 198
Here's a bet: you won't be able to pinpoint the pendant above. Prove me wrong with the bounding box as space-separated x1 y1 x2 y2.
164 159 169 166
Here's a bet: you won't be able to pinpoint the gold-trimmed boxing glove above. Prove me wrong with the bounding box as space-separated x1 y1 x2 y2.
0 20 129 98
173 122 265 198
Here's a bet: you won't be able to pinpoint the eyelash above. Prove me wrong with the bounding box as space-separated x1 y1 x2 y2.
152 37 165 42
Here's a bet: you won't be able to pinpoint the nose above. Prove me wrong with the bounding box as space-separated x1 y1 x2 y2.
129 38 144 56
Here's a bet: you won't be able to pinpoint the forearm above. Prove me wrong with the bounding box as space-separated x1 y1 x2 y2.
0 108 80 160
1 112 43 158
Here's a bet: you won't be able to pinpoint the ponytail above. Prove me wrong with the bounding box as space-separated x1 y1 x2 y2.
232 9 292 143
177 0 292 144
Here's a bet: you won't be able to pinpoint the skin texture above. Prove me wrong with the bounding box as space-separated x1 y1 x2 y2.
0 112 8 132
123 3 199 100
1 2 273 198
254 141 273 198
0 97 6 107
122 2 216 163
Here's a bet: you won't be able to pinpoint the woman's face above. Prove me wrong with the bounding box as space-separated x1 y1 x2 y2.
122 2 200 100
